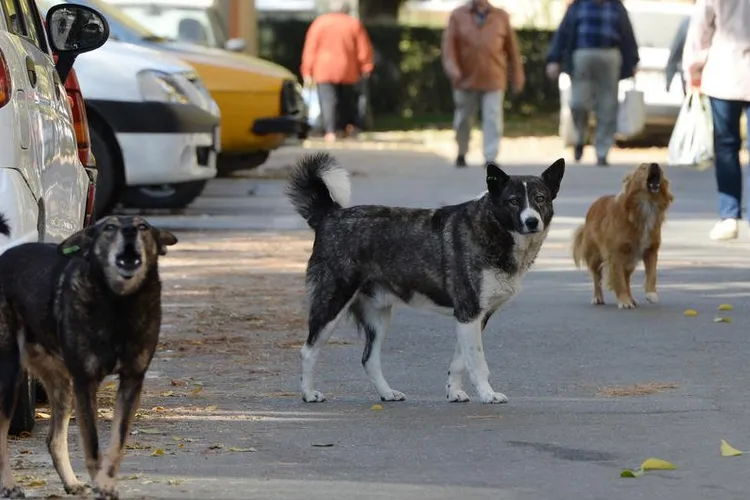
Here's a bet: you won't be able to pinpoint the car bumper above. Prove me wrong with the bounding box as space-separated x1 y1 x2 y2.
0 168 39 254
86 100 220 186
252 115 310 138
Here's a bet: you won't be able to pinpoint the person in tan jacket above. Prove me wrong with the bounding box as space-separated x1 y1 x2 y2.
301 0 374 142
442 0 525 167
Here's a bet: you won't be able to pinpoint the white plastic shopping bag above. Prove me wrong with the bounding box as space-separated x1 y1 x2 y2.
667 91 713 167
616 82 646 139
302 84 322 132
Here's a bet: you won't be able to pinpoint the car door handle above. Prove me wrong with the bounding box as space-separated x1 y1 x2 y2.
25 57 37 88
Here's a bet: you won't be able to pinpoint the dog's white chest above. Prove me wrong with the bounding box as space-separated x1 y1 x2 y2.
480 269 521 310
636 201 658 254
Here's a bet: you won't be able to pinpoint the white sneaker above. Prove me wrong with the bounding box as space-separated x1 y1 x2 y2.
709 219 739 240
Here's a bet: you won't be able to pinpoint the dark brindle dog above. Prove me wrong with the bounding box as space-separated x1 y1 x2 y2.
0 215 176 500
287 153 565 405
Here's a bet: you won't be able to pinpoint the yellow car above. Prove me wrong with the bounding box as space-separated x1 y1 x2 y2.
68 0 309 174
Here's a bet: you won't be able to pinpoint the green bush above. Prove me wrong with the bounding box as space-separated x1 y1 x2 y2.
258 19 559 120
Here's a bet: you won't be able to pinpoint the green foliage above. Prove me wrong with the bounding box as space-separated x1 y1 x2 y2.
258 19 559 120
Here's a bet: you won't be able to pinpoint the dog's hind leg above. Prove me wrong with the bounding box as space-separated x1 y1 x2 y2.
352 296 404 402
0 310 23 499
301 278 358 403
93 374 145 500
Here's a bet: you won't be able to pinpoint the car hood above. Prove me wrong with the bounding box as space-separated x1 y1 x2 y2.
157 41 296 80
72 39 197 101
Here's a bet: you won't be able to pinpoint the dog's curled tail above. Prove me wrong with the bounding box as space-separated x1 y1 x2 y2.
572 224 586 269
0 213 9 237
286 152 351 230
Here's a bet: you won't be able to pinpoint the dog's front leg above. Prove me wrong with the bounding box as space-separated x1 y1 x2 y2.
446 341 469 402
72 378 101 482
643 245 659 303
93 374 144 500
455 317 507 404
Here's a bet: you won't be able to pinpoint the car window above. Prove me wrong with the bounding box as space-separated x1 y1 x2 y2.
119 5 217 47
16 0 48 52
628 10 690 50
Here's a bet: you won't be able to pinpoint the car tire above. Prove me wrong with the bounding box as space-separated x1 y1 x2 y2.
9 371 36 436
90 124 123 218
120 180 208 210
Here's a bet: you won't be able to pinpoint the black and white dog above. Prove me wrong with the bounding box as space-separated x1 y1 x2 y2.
287 153 565 404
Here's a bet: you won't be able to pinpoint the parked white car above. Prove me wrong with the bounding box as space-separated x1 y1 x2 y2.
38 0 221 213
0 1 107 254
558 0 694 144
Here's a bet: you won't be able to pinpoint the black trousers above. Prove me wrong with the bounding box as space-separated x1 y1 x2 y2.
317 82 357 134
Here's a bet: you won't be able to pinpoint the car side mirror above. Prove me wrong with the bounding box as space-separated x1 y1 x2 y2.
45 3 110 81
224 37 246 52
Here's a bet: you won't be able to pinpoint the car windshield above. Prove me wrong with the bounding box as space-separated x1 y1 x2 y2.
116 4 227 48
38 0 163 41
629 10 689 49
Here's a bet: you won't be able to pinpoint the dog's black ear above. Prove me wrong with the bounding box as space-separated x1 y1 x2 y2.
58 227 94 257
154 229 178 256
486 162 510 195
541 158 565 200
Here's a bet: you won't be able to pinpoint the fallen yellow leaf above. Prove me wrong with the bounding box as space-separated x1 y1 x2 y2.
641 458 676 470
26 478 47 487
160 390 174 397
718 304 734 311
150 448 165 457
713 316 731 323
166 479 183 486
683 309 698 317
721 439 743 457
177 443 184 449
102 381 117 391
228 447 257 453
35 412 50 420
189 386 204 397
371 404 384 410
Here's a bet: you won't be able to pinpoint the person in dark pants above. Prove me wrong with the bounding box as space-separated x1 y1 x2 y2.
683 0 750 241
300 1 374 142
545 0 639 166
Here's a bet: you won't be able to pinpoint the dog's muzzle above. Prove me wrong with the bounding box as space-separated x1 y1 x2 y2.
647 163 662 193
115 243 143 278
522 216 541 234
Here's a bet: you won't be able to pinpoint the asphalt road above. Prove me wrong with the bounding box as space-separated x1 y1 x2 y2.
24 146 750 499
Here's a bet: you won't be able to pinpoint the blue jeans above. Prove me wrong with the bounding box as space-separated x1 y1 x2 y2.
710 97 750 220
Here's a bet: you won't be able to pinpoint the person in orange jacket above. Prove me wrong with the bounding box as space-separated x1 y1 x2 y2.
301 1 374 142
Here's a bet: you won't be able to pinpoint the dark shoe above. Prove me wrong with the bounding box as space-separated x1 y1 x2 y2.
573 144 584 162
456 155 467 168
597 156 609 166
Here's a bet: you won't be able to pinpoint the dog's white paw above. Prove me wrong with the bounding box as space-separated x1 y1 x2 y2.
64 482 90 495
447 389 470 403
380 389 406 402
645 292 659 304
480 392 508 404
302 390 327 403
617 299 636 309
591 297 605 305
93 486 118 500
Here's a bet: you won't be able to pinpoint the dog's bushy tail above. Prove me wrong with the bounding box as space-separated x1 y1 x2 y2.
0 213 9 237
572 224 586 268
286 152 351 230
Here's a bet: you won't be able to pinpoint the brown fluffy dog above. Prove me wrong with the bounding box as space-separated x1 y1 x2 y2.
572 163 674 309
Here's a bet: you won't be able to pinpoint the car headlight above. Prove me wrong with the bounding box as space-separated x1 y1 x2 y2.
137 70 191 105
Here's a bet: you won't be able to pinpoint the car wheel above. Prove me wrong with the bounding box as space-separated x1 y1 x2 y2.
120 180 208 210
9 371 36 436
90 125 123 218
